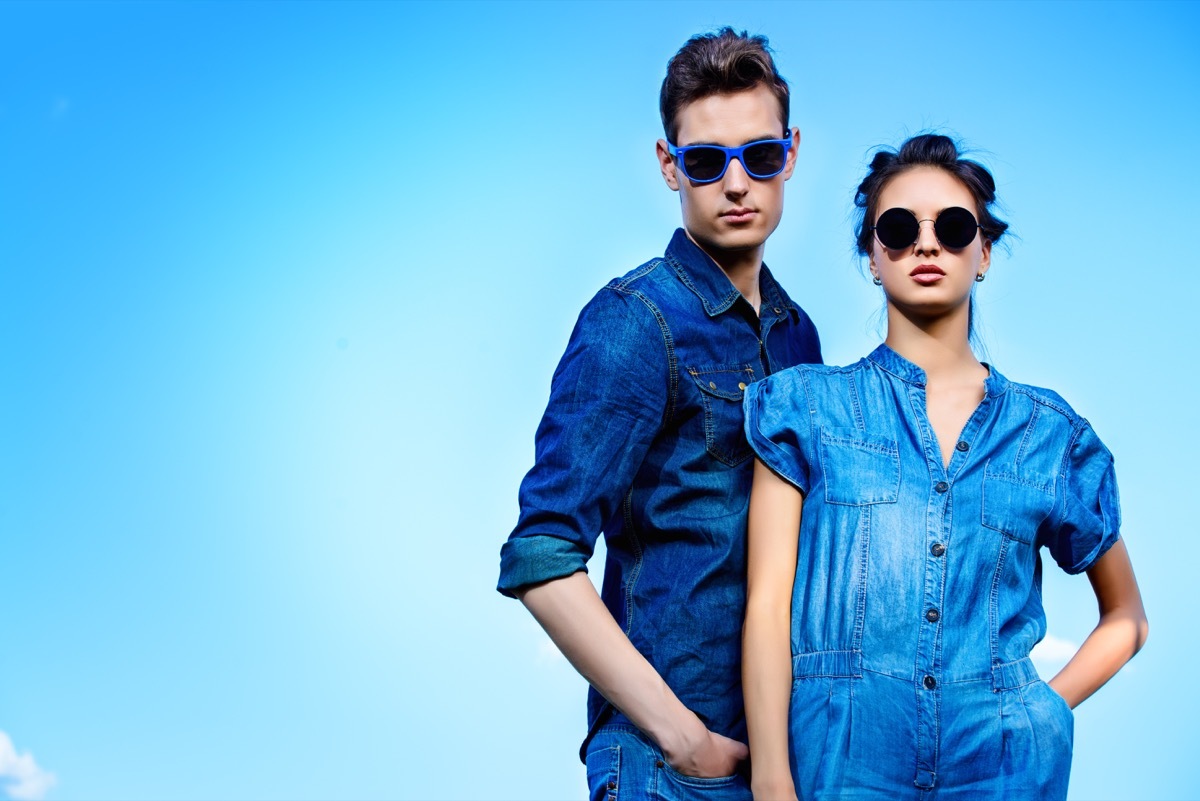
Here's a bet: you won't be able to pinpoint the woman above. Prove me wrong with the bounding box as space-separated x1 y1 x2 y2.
740 134 1147 800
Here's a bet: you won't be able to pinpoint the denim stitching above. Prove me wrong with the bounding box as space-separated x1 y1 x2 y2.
853 506 869 655
988 527 1011 691
847 372 865 432
1014 402 1041 469
663 250 740 316
621 488 643 635
613 281 678 426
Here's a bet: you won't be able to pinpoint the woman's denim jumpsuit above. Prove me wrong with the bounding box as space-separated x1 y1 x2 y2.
743 345 1121 799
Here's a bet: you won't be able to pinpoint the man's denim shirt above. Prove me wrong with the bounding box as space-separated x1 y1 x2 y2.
498 229 822 753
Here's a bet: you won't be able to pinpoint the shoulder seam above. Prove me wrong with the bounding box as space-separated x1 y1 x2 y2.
1007 384 1084 426
607 281 678 425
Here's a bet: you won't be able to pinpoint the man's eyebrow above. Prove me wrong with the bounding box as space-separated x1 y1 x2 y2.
679 134 784 148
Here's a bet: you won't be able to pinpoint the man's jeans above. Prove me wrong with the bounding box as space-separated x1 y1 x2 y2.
585 724 752 801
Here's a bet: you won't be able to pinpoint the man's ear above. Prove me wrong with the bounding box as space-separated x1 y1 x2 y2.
782 126 801 180
657 139 680 191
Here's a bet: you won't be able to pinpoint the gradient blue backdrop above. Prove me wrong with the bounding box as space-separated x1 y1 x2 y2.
1 1 1196 799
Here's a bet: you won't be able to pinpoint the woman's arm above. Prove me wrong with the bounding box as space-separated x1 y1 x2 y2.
743 458 803 801
1047 538 1149 708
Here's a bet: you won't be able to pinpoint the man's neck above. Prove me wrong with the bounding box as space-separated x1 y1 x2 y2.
685 231 764 312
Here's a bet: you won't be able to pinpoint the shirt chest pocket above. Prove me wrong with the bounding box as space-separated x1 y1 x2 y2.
981 471 1055 544
688 364 757 467
819 427 901 505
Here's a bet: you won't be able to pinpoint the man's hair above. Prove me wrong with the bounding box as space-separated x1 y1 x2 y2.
660 27 790 144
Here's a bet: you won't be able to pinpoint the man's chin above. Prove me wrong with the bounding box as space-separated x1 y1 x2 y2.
696 231 764 254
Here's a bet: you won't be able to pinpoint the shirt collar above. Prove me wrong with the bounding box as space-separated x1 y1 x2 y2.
663 228 803 320
867 343 1010 397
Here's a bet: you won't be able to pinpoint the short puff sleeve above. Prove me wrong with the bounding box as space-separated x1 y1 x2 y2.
1045 422 1122 574
743 368 814 495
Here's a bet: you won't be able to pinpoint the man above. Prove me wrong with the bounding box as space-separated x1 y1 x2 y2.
497 28 822 798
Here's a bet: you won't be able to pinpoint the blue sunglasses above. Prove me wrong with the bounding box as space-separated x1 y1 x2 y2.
667 135 792 184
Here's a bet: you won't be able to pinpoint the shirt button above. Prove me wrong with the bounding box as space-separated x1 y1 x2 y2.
738 382 747 391
607 781 617 790
773 307 782 314
656 760 665 769
956 441 969 452
923 675 937 690
931 542 946 557
926 608 940 623
935 481 949 493
709 381 717 389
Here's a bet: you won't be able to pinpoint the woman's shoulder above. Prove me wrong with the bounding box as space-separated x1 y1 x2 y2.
996 370 1089 429
759 359 869 389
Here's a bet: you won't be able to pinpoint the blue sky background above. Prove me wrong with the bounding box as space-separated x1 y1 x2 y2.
1 1 1196 799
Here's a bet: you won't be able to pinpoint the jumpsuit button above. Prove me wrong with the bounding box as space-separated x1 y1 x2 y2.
935 481 949 493
956 440 970 452
931 542 946 557
923 675 937 690
926 608 941 623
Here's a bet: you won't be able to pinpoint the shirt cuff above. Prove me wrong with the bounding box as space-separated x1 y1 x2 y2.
496 534 590 598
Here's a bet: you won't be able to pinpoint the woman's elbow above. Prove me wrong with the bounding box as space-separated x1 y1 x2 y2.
1133 612 1150 655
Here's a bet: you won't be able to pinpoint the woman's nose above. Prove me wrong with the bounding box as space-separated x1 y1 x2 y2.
914 219 940 253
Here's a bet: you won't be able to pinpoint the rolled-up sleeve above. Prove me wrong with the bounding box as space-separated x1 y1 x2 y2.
1045 422 1122 575
743 368 813 495
497 286 668 597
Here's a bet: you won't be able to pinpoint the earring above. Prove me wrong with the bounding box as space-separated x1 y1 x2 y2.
975 273 986 283
872 276 882 286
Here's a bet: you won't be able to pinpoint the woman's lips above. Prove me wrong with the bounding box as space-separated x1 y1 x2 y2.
911 264 945 285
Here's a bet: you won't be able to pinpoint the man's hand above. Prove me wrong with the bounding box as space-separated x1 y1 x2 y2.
660 716 749 778
518 573 748 779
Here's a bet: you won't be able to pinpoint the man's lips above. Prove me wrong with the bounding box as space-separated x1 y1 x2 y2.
720 208 757 223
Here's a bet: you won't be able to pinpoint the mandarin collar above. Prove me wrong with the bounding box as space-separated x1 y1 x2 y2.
867 343 1009 397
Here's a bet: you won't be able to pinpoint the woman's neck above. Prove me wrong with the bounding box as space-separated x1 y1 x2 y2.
883 306 982 383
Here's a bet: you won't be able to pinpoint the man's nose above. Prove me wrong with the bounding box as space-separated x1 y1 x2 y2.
722 157 751 196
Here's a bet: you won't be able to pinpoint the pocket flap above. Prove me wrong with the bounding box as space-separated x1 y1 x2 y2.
687 364 757 401
982 470 1055 543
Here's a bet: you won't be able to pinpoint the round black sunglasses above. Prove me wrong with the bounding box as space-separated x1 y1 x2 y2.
872 206 981 250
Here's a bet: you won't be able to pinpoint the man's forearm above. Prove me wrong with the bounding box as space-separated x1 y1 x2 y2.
516 570 749 778
516 570 702 750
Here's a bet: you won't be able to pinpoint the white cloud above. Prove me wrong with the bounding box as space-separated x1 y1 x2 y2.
1031 632 1080 674
0 731 56 801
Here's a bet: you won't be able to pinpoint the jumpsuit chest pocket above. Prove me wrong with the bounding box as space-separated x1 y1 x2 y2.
687 364 757 467
981 471 1055 544
819 427 901 505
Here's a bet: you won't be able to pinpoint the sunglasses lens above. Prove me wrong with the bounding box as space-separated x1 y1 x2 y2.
874 208 919 249
681 147 728 182
934 207 979 248
742 142 787 178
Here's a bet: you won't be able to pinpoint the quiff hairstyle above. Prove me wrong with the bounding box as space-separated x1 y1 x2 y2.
660 27 790 144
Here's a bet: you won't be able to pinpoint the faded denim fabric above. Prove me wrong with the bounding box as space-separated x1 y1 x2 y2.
743 344 1120 800
586 725 752 801
498 229 822 765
